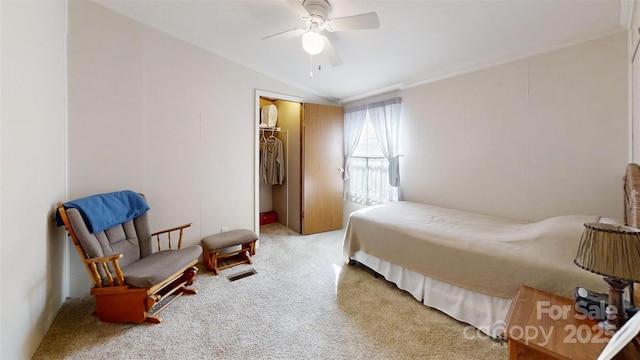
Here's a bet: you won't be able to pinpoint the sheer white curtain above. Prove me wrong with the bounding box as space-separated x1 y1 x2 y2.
346 157 390 205
368 97 402 200
343 106 367 199
344 98 401 205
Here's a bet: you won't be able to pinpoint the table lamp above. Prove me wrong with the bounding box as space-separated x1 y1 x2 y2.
574 222 640 333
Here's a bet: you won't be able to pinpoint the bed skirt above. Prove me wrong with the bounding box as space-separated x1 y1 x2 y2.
351 250 511 338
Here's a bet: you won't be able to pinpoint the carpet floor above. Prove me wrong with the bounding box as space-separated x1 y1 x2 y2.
33 223 508 359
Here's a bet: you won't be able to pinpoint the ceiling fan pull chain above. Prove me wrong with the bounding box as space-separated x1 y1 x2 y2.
309 54 314 79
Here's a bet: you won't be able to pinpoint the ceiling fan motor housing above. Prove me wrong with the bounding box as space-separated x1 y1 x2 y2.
303 0 331 28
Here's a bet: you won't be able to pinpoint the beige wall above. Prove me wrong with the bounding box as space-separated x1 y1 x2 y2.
0 1 67 359
397 32 628 222
631 1 640 162
67 1 329 296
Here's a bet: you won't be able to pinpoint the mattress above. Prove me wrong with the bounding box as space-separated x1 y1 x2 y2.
343 201 608 300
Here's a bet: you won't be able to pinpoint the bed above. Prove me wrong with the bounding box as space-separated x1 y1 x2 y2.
342 165 640 337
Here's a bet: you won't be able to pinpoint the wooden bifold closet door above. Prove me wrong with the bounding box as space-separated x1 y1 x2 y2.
301 103 344 235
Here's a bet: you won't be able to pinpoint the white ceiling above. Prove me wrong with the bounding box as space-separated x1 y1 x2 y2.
96 0 628 103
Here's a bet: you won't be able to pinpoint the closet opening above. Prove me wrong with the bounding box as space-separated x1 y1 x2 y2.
255 91 303 234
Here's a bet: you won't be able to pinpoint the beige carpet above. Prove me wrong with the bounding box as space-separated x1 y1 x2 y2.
33 223 508 359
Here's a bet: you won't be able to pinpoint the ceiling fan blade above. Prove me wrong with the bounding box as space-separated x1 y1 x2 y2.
284 0 309 18
262 28 304 41
323 36 343 67
328 12 379 32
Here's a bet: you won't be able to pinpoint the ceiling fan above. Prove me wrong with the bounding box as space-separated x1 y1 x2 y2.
262 0 380 67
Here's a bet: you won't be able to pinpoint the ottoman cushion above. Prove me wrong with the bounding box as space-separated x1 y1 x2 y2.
201 229 258 250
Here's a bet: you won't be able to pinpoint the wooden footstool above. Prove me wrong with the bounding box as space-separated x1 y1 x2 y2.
201 229 258 275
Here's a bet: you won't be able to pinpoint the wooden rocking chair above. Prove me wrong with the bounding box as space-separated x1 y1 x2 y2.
56 190 202 324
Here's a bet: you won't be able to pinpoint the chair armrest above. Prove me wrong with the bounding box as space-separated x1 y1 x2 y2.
84 253 124 264
84 253 125 287
151 223 192 250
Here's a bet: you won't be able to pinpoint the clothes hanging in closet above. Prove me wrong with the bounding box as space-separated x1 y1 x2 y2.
260 135 285 185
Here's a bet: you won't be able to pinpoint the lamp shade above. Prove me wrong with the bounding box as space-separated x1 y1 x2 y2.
302 31 324 55
574 222 640 282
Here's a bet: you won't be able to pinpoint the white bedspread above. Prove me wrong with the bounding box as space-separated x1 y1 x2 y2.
343 201 608 299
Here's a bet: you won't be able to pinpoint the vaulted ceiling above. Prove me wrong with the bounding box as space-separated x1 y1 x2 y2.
97 0 628 103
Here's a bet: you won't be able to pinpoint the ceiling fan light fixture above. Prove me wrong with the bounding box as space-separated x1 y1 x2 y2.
302 31 324 55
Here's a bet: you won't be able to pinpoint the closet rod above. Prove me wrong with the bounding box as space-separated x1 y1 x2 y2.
259 127 281 132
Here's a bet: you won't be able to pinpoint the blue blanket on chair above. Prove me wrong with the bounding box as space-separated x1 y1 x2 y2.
58 190 150 233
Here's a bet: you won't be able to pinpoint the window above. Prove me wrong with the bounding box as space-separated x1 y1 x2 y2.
346 112 399 205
